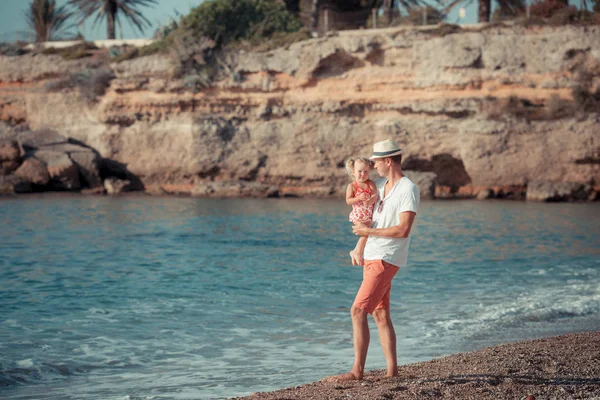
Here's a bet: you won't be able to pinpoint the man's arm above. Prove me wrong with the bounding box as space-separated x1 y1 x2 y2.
353 211 416 239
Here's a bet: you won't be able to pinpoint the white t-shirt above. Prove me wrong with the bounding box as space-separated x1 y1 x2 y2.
363 176 420 267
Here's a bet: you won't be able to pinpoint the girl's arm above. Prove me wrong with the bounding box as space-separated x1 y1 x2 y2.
366 180 378 205
346 183 360 205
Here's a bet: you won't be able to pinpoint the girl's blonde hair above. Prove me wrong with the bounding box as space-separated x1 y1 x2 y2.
345 157 374 178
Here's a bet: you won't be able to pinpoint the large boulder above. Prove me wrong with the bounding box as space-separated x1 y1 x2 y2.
0 174 32 194
0 159 20 176
17 129 68 150
34 151 80 190
526 181 592 202
14 157 49 186
69 150 102 188
0 138 20 161
0 138 21 175
39 143 103 188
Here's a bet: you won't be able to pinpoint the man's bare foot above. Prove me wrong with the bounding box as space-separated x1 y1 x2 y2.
323 372 362 382
349 250 364 266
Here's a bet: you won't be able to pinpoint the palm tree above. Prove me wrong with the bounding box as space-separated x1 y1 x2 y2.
68 0 158 40
24 0 74 42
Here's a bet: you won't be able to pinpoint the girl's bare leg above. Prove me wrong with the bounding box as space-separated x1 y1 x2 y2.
349 221 371 266
349 237 367 266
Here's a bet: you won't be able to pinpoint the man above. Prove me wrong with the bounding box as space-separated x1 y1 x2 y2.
332 139 420 381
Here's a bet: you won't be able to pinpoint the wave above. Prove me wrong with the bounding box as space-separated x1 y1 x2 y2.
429 281 600 337
0 361 90 388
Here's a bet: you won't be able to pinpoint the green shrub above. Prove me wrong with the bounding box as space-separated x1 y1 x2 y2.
549 7 596 25
153 11 181 40
180 0 303 48
110 0 304 66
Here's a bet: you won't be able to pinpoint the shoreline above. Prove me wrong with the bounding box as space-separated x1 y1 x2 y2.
231 331 600 399
2 190 599 203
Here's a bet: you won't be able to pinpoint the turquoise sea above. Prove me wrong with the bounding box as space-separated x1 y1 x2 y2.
1 196 599 399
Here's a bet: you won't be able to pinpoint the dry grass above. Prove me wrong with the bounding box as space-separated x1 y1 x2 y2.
111 39 172 63
40 42 98 60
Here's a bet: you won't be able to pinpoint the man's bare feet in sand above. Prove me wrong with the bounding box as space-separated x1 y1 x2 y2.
349 250 364 266
324 371 363 383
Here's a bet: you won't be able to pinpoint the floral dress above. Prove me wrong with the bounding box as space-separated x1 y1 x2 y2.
349 180 375 224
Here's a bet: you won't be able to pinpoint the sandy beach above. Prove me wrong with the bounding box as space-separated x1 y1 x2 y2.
232 331 600 399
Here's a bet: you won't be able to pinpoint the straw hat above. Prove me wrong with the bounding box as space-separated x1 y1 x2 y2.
369 139 403 159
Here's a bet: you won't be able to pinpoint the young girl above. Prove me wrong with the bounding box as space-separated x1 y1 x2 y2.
345 157 378 267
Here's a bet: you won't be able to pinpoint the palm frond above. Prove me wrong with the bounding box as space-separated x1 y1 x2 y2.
24 0 75 42
68 0 158 39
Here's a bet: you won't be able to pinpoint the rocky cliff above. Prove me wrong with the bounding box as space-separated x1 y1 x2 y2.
1 24 599 200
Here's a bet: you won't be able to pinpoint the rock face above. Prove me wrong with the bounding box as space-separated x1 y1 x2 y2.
0 174 31 194
15 157 50 186
0 24 599 200
0 126 132 194
0 138 21 175
35 151 81 190
526 181 593 202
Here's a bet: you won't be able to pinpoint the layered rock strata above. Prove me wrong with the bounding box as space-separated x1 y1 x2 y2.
0 24 598 200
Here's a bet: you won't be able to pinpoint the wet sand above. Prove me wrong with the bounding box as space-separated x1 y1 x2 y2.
232 331 600 399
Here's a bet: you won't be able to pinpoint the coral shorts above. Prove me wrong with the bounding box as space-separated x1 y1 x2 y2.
353 259 400 314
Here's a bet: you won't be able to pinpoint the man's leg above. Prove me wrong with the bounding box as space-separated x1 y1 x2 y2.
373 308 398 377
327 305 369 381
327 259 398 382
350 305 369 379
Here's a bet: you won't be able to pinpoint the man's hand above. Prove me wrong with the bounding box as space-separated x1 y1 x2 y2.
352 222 370 237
